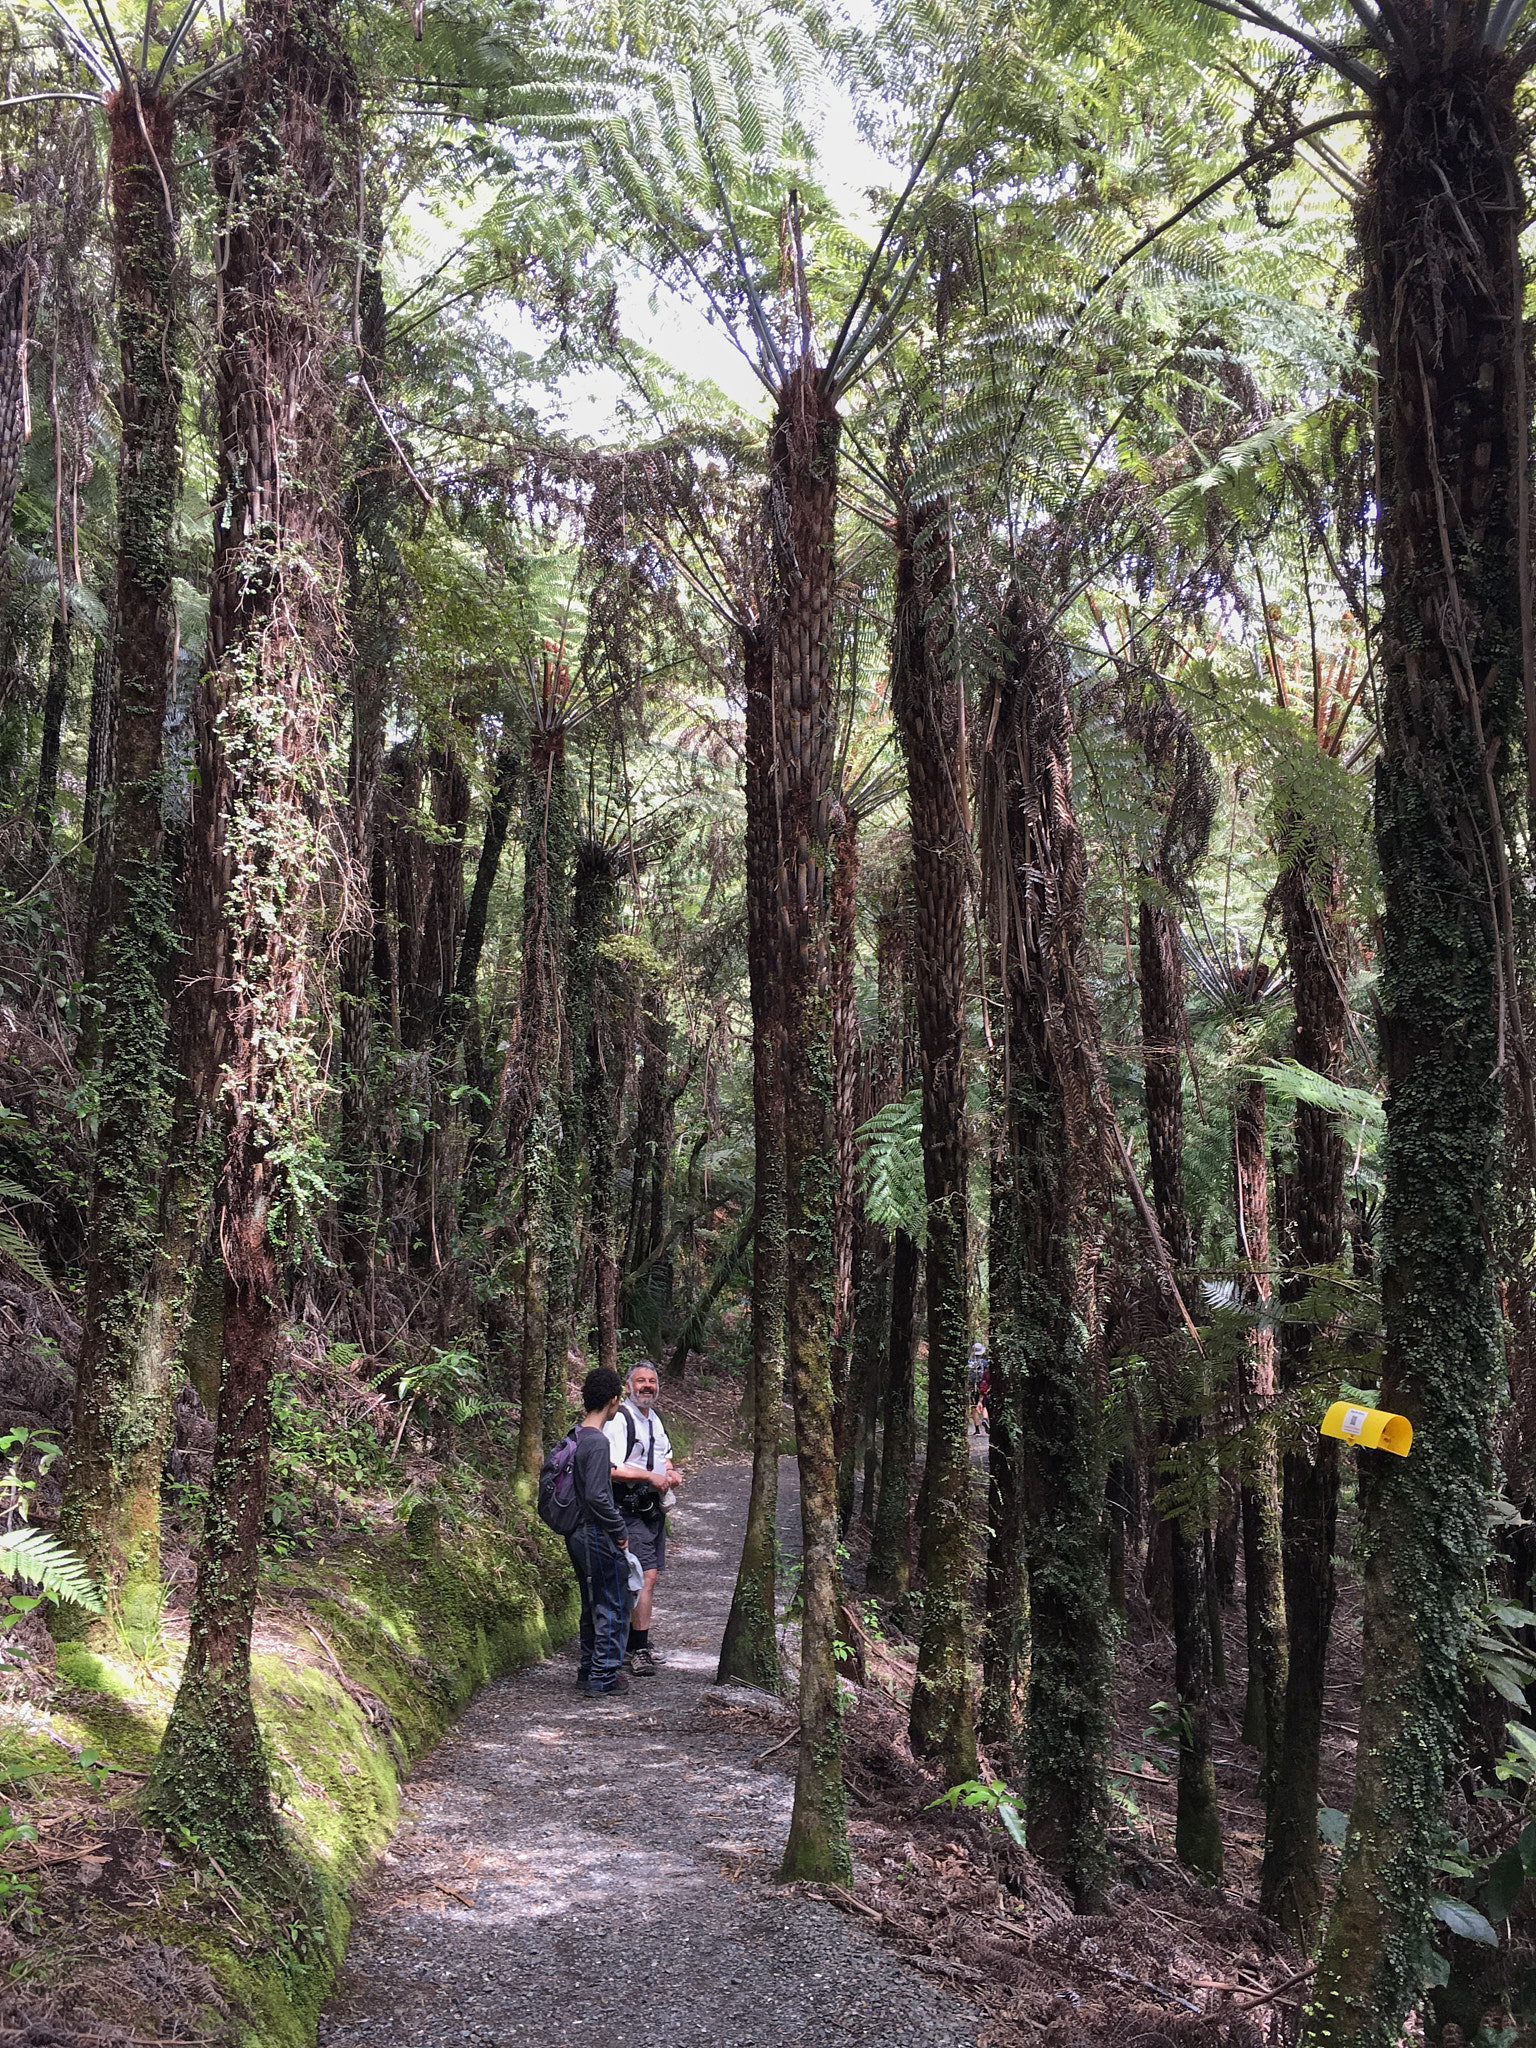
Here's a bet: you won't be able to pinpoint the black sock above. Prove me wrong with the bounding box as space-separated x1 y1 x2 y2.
630 1627 649 1651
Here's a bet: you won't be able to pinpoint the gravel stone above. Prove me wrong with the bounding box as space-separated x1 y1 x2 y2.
320 1457 978 2048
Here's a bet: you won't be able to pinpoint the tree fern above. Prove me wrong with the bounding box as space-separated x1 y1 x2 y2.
0 1526 101 1612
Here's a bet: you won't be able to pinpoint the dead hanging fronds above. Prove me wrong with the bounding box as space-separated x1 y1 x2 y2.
1123 670 1219 893
982 585 1198 1342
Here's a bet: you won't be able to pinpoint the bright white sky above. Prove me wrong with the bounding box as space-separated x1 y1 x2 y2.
502 62 894 438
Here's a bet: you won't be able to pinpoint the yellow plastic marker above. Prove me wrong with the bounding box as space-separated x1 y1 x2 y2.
1320 1400 1413 1457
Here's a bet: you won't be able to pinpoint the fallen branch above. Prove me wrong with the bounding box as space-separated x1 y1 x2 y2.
753 1726 800 1768
908 1953 989 1984
1235 1962 1316 2011
813 1882 884 1924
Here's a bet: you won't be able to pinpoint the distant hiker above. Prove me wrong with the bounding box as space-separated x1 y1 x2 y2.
560 1364 633 1697
969 1340 988 1435
605 1360 681 1676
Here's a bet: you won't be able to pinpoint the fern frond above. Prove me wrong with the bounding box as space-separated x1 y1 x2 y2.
0 1527 102 1611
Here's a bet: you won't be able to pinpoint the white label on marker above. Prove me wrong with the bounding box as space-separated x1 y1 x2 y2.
1342 1407 1368 1437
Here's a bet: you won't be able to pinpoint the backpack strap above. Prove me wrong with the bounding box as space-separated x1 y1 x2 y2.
622 1403 638 1461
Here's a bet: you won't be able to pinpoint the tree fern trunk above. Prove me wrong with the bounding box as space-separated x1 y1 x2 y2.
1234 1077 1288 1775
829 813 860 1469
985 591 1111 1911
59 85 184 1646
544 843 619 1411
337 251 393 1292
1306 49 1519 2039
1137 894 1221 1881
147 0 357 1869
510 727 573 1483
1263 847 1346 1945
718 625 786 1689
892 495 976 1785
773 359 850 1883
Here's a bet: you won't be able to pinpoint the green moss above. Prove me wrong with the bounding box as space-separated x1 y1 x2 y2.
55 1644 131 1696
12 1508 578 2048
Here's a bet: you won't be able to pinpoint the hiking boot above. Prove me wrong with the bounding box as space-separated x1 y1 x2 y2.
627 1647 658 1677
582 1675 630 1697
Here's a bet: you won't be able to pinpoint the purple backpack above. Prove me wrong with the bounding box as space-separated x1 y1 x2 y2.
537 1429 583 1535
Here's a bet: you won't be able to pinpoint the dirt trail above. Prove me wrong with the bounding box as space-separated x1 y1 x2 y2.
319 1456 979 2048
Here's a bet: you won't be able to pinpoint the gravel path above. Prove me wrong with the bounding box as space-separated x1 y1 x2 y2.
319 1455 979 2048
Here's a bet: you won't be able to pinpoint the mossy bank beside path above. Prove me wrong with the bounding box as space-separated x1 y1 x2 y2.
1 1496 578 2047
320 1457 979 2048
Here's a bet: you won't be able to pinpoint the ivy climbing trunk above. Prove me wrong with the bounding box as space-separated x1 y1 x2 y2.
148 0 358 1868
1263 846 1347 1946
719 623 784 1691
983 591 1111 1911
892 494 976 1785
1234 1077 1287 1775
1305 35 1521 2044
773 357 850 1883
59 84 184 1647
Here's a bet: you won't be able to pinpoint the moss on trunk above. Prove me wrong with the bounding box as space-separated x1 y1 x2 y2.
1305 40 1521 2045
984 592 1112 1911
892 494 976 1786
58 85 186 1648
146 0 359 1872
771 360 851 1884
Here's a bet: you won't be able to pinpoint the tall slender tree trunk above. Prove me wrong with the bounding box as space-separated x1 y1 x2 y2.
1138 891 1221 1880
586 944 623 1383
337 251 394 1291
147 0 358 1867
840 875 898 1534
984 592 1111 1911
980 1029 1027 1763
892 495 976 1785
1263 848 1346 1944
1233 1077 1287 1775
829 814 860 1463
869 1227 918 1599
719 625 785 1691
33 610 69 847
544 843 619 1411
772 357 850 1884
1306 43 1520 2041
457 737 519 1096
58 86 184 1645
510 728 573 1485
0 240 31 580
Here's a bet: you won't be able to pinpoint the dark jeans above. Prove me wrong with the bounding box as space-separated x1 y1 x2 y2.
566 1522 629 1690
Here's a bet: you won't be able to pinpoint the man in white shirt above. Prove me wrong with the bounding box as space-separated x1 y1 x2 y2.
604 1361 681 1676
